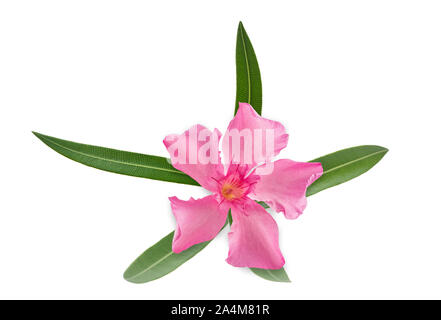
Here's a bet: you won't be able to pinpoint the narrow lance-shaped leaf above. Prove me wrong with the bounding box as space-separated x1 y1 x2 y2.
123 231 212 284
124 222 228 284
235 22 262 115
33 132 198 186
124 145 387 284
306 145 388 196
235 21 278 280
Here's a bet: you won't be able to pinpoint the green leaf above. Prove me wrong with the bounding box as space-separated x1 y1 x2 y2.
123 231 212 284
250 267 291 283
33 132 198 186
124 222 228 283
124 221 228 284
234 22 287 282
235 21 262 115
306 145 388 196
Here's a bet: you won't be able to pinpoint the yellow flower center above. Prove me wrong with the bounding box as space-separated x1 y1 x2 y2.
221 183 234 200
221 181 246 201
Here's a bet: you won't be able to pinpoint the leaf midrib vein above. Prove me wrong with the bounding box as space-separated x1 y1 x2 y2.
126 251 173 281
321 149 387 175
265 269 279 281
240 26 251 104
41 136 187 176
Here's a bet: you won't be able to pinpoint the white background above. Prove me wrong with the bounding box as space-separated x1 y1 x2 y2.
1 0 440 299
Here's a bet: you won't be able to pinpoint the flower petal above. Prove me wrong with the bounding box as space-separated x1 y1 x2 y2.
222 102 289 167
226 199 285 269
164 124 224 192
251 159 323 219
169 195 228 253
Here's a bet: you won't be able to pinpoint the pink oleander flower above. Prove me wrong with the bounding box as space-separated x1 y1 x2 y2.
163 103 323 269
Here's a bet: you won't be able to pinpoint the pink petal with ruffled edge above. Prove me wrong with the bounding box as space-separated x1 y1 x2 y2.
226 199 285 269
169 195 228 253
222 103 289 168
251 159 323 219
164 124 224 192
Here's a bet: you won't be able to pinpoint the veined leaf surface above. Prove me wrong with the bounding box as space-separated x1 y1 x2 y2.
235 22 262 115
124 232 212 284
307 145 388 196
33 132 198 186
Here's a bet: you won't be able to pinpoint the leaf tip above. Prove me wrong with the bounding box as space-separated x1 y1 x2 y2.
122 269 132 282
123 267 140 284
375 145 389 157
32 131 43 140
277 272 291 283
